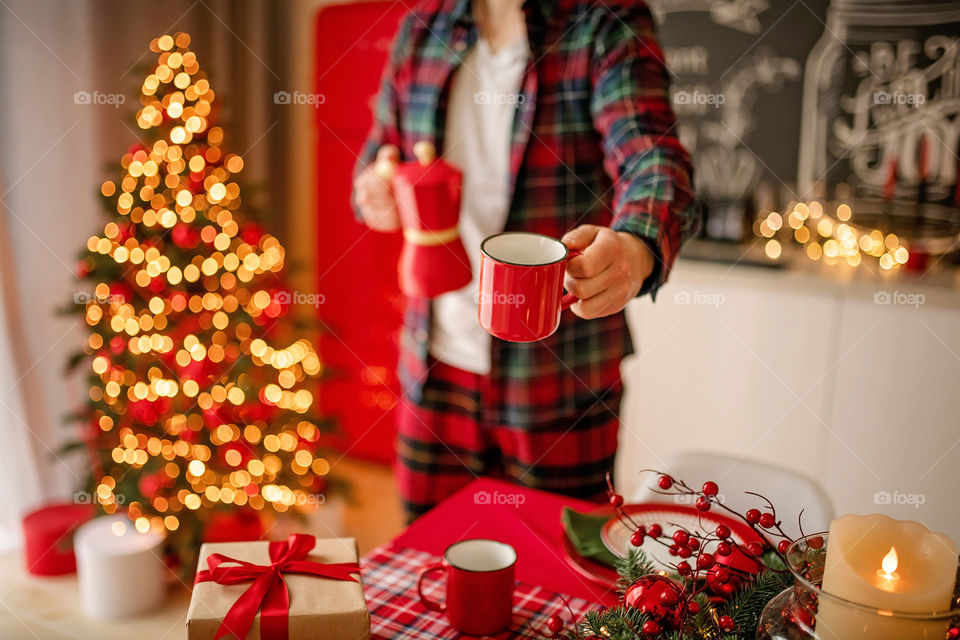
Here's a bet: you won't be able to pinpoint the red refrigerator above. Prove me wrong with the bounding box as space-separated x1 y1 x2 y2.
314 2 407 463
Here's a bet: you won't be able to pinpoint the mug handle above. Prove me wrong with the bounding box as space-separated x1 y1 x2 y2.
561 249 583 310
416 563 447 612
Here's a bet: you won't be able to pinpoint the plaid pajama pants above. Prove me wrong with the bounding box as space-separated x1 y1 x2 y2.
395 358 622 521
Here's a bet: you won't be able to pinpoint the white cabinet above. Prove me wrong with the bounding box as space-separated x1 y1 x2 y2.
615 259 960 542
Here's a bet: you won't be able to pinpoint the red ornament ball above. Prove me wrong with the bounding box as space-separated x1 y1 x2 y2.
609 494 624 508
109 335 126 355
545 614 564 635
702 481 719 496
715 524 731 539
695 496 711 512
745 509 761 524
630 531 645 547
673 530 690 546
647 524 663 538
759 512 776 529
624 575 685 631
642 620 661 635
708 543 763 599
687 601 700 614
718 615 735 632
716 541 732 556
657 475 673 490
778 540 791 554
746 541 765 557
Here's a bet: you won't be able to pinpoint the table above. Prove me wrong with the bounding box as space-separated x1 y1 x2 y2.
361 477 619 639
0 478 615 639
363 544 593 639
390 477 618 606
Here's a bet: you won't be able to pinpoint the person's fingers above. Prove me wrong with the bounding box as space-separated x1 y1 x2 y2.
565 227 620 278
564 262 620 301
561 224 601 251
570 287 622 319
376 145 400 163
358 166 392 200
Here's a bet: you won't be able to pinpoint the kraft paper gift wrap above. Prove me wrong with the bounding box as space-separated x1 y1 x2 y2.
186 536 370 640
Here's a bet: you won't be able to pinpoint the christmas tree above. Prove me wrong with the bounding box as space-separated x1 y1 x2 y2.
67 33 332 566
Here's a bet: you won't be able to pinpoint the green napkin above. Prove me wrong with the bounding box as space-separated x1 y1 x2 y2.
561 506 619 567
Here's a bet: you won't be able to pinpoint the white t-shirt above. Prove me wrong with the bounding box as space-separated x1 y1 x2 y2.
429 36 530 374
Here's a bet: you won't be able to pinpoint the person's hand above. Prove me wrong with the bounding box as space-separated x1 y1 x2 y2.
354 145 401 232
561 224 655 319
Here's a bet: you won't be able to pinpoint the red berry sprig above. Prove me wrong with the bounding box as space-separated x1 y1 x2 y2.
604 471 797 616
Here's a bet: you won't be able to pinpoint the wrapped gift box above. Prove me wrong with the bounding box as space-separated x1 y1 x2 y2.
187 536 370 640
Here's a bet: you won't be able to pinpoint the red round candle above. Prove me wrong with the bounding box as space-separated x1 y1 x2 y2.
22 502 94 576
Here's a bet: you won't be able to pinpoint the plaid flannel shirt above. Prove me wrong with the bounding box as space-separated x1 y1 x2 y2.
356 0 698 424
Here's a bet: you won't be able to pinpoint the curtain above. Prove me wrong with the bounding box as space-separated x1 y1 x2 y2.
0 0 318 549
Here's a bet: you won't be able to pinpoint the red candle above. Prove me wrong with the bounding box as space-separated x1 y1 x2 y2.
883 156 898 202
917 136 929 183
21 502 94 575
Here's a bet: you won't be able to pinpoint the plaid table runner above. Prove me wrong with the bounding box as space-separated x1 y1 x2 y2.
362 544 595 639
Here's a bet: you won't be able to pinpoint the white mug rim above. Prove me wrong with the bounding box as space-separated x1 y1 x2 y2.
443 538 518 573
480 232 569 267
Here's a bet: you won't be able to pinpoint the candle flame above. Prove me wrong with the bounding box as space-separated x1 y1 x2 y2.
881 546 898 576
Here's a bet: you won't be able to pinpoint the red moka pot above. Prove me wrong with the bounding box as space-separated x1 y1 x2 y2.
385 142 472 298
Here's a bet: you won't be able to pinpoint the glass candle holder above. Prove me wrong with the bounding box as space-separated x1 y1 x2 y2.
757 533 960 640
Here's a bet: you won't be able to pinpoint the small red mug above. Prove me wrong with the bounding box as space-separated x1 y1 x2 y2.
416 539 517 636
478 232 580 342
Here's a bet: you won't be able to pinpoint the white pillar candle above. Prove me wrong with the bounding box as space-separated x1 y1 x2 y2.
817 514 958 639
75 515 167 618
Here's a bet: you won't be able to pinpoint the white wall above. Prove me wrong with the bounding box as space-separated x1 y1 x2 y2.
0 0 100 546
616 259 960 543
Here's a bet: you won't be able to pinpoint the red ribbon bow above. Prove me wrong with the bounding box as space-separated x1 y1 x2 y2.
195 533 361 640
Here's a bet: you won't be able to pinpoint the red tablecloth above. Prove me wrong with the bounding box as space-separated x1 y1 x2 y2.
391 478 619 606
362 544 594 639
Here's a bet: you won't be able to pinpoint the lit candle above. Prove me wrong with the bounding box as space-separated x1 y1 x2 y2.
75 515 167 618
817 514 958 639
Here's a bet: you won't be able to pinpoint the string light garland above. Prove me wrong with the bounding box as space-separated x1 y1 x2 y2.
69 33 331 565
753 200 909 270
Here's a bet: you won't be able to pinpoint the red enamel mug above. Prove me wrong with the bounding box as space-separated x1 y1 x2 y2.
478 232 580 342
416 539 517 635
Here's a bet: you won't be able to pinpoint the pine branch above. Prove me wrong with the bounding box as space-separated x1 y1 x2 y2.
615 547 658 595
582 605 647 639
721 569 793 636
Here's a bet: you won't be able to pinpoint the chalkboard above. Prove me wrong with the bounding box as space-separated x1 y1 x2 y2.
651 0 960 240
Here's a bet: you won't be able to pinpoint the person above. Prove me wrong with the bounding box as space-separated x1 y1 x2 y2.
353 0 698 521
